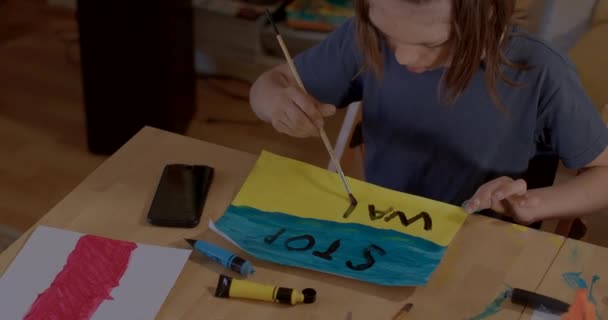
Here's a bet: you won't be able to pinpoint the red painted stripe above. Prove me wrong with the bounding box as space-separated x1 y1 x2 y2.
24 234 137 320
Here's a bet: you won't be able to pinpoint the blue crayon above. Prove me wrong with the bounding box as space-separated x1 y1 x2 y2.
186 239 254 276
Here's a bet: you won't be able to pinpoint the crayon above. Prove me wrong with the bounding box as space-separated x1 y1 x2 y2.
186 239 254 276
214 274 316 305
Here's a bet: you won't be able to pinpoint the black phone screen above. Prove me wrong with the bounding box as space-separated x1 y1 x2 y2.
146 164 214 228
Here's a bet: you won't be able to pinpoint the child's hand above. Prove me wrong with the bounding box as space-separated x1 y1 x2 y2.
269 85 336 138
463 176 541 224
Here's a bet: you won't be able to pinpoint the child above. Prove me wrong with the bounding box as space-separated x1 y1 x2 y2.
249 0 608 225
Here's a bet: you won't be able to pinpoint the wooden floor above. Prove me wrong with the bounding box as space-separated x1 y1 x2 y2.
2 0 608 250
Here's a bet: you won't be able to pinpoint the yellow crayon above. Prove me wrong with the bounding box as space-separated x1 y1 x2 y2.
214 274 316 305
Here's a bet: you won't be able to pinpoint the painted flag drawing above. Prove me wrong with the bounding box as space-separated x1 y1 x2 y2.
211 151 468 286
24 235 137 319
0 226 191 319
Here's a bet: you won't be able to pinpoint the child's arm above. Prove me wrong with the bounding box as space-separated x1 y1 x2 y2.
464 41 608 224
464 148 608 224
249 63 336 138
526 151 608 222
249 18 362 137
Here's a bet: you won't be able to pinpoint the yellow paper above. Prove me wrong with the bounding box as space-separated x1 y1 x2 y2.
233 151 468 247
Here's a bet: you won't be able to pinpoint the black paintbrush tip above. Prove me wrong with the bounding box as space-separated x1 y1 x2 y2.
348 193 358 206
401 303 413 313
265 9 279 35
185 239 196 247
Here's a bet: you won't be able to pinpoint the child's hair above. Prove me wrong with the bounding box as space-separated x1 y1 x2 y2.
355 0 527 110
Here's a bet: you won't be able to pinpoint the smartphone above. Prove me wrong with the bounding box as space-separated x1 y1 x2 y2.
146 164 214 228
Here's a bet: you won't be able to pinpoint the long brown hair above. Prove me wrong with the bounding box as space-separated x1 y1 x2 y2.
355 0 527 110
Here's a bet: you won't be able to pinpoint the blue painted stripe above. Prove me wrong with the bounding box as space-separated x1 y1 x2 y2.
214 205 447 286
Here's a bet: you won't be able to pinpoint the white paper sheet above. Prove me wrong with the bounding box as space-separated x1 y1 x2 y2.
531 309 562 320
208 219 243 250
0 225 191 320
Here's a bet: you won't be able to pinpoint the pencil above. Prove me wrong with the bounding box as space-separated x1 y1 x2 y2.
264 10 357 206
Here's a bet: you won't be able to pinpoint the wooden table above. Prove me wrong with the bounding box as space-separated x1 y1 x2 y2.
0 127 600 319
521 238 608 319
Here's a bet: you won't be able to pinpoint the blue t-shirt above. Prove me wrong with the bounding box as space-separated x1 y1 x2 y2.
294 18 608 206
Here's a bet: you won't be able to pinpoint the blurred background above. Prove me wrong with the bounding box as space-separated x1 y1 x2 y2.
1 0 607 252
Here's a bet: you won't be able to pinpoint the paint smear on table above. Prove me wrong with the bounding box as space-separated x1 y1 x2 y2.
563 272 589 290
466 287 511 320
568 246 580 263
511 224 529 233
589 275 600 305
24 235 137 319
507 224 528 247
549 235 564 249
561 272 602 319
0 225 192 320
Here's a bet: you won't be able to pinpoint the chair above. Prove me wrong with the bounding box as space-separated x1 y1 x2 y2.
328 102 365 181
329 102 576 237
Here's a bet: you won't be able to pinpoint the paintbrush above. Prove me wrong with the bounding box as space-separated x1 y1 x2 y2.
265 10 357 207
392 302 413 319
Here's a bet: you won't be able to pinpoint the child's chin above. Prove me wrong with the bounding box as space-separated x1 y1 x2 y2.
405 66 428 74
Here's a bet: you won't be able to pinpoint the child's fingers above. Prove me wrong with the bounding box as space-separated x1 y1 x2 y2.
506 193 541 210
492 179 527 201
318 104 337 117
272 109 316 138
287 86 324 128
504 194 527 208
284 103 320 137
464 176 513 213
273 118 295 136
